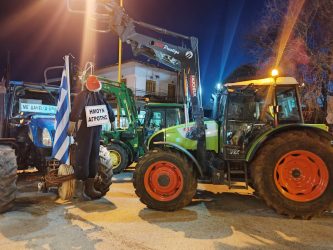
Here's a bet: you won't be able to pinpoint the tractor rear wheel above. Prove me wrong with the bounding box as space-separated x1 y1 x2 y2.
107 143 128 174
0 146 17 213
133 149 197 211
251 130 333 219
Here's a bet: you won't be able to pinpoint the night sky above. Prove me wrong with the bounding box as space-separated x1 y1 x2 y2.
0 0 265 105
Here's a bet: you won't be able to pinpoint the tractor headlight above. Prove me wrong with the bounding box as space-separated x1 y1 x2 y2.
42 128 52 147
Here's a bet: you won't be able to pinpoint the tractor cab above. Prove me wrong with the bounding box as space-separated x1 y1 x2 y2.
143 103 185 140
220 77 303 159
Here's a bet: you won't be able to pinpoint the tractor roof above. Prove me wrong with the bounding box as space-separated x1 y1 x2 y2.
224 77 298 87
10 81 59 91
146 103 184 108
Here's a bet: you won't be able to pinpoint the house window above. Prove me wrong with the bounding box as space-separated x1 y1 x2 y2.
146 80 156 94
168 84 175 97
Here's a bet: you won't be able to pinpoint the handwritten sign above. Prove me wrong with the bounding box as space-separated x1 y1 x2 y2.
20 103 57 114
85 105 109 127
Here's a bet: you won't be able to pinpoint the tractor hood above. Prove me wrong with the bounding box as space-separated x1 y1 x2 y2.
148 119 219 153
29 115 55 148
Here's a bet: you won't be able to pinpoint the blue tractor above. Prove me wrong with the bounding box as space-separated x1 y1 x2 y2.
0 78 60 213
3 81 59 171
0 69 113 213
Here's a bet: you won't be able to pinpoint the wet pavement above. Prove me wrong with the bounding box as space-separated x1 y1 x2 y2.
0 170 333 250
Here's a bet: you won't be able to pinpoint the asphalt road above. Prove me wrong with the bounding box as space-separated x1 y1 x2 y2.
0 170 332 250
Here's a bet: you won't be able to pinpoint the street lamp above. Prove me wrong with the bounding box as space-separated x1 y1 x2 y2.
271 68 279 78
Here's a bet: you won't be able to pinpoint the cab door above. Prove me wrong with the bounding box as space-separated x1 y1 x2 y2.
275 85 303 124
223 93 257 160
217 94 227 154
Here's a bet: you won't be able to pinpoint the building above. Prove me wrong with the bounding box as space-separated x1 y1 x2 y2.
96 60 182 128
96 60 179 102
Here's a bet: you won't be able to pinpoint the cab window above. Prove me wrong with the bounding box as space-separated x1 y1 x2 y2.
146 110 164 136
166 108 184 127
276 86 301 123
218 94 227 122
12 87 58 118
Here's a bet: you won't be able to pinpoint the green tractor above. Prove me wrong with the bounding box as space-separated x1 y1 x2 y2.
133 76 333 219
99 77 185 174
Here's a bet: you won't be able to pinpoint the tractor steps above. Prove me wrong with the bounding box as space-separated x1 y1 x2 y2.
227 162 249 190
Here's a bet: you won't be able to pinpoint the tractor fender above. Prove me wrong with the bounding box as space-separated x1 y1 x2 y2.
246 124 333 162
153 141 204 177
110 139 134 163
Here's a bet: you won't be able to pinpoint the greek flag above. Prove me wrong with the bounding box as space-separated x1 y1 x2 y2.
52 56 71 164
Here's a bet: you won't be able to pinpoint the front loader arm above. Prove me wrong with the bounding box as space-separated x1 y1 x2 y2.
99 77 138 129
101 0 206 171
69 0 207 171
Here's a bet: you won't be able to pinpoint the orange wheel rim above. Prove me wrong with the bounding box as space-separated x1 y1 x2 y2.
274 150 329 202
144 161 183 202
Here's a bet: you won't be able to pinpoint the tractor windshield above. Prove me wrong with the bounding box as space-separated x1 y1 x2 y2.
11 86 59 118
227 86 275 123
145 107 185 138
225 86 274 150
225 84 302 152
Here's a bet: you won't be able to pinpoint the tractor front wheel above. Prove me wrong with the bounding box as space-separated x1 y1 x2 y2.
0 146 17 213
251 130 333 219
107 143 128 174
133 149 197 211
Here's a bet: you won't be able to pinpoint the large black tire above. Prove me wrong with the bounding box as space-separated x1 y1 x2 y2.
133 149 197 211
251 130 333 219
107 144 128 174
0 145 18 213
94 145 114 196
95 163 113 197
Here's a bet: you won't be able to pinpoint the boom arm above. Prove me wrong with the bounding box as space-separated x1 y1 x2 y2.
99 77 138 129
69 0 207 171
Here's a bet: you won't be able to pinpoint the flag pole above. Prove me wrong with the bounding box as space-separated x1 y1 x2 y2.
64 55 71 111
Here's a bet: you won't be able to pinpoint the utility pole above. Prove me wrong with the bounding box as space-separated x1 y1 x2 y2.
117 0 123 128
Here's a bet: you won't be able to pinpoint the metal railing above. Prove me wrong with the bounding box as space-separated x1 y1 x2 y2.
134 88 177 102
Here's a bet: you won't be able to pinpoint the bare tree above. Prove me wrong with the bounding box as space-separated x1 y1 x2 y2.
248 0 333 123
